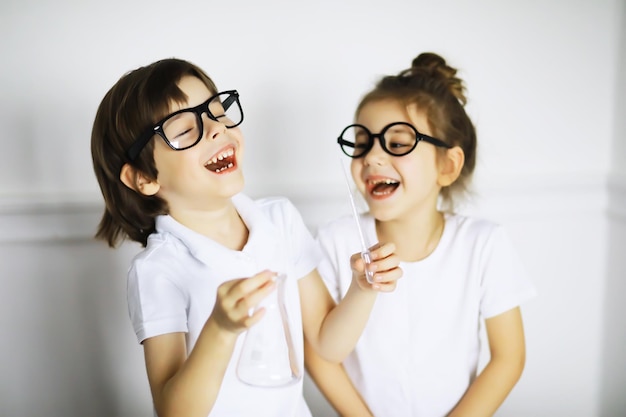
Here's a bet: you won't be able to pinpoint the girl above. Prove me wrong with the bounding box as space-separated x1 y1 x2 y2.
306 52 536 416
90 58 401 417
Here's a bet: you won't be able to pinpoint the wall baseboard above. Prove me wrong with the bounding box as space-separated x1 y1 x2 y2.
0 174 623 243
0 197 103 244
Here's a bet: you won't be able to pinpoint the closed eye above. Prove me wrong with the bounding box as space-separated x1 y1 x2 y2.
173 128 193 139
389 142 411 149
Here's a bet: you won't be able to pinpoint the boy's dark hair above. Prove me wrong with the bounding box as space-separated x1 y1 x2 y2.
357 52 477 209
91 58 218 248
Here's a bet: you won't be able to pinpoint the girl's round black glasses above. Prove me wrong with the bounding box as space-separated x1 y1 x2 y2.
337 121 450 158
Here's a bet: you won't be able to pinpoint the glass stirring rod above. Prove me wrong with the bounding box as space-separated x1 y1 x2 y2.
339 158 376 284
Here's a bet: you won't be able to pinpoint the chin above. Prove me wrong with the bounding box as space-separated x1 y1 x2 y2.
369 204 406 223
224 175 245 196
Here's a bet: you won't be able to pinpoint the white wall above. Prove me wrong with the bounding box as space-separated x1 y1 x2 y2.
0 1 624 416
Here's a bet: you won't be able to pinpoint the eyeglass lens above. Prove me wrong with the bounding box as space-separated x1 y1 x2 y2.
340 123 417 157
163 92 242 150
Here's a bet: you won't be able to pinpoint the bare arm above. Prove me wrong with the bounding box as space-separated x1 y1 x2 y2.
448 307 526 417
304 338 373 417
142 271 277 417
300 242 402 362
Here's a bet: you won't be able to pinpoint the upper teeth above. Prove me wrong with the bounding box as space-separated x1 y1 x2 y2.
370 179 398 185
208 148 234 165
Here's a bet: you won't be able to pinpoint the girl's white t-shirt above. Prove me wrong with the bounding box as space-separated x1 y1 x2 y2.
317 212 537 417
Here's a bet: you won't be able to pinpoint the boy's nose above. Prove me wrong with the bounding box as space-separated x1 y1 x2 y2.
202 113 226 141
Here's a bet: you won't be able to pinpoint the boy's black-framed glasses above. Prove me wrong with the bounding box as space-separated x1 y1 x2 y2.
337 121 451 158
125 90 243 161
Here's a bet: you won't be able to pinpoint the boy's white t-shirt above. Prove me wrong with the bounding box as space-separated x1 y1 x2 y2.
127 193 322 417
317 212 537 417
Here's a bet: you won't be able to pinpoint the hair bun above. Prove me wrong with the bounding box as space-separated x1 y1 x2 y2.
411 52 447 74
407 52 467 105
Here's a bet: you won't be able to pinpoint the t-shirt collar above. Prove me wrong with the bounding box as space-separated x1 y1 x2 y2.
153 193 279 267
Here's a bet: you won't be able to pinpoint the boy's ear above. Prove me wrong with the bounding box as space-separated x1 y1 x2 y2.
438 146 465 187
120 163 160 196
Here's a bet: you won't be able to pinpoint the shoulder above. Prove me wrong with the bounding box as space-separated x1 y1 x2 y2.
445 213 524 270
248 195 304 227
253 195 296 213
126 236 189 310
238 194 315 243
315 213 362 256
317 213 357 238
446 212 503 243
129 232 189 277
235 193 296 216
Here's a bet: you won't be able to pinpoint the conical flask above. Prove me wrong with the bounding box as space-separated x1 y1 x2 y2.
236 273 301 387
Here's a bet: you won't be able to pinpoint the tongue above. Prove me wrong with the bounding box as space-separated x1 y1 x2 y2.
206 157 232 172
205 157 235 172
372 182 399 195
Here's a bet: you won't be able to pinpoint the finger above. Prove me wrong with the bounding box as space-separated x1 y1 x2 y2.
370 281 398 292
349 252 363 268
368 242 396 261
215 271 276 319
233 276 277 319
241 306 268 328
371 266 403 286
371 253 402 274
227 270 277 301
350 251 376 273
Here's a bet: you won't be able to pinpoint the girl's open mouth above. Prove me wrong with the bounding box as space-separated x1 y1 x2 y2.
205 147 236 174
367 178 400 197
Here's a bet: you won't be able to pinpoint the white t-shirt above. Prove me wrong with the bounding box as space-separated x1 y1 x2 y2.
127 193 322 417
317 212 537 417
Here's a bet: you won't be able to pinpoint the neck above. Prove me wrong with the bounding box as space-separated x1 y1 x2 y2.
376 210 445 262
169 199 248 251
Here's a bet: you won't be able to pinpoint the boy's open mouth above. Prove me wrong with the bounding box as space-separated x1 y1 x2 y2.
205 147 236 173
368 178 400 196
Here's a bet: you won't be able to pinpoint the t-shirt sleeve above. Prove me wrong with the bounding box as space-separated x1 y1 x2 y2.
315 225 344 303
280 198 323 280
480 226 537 319
127 255 189 344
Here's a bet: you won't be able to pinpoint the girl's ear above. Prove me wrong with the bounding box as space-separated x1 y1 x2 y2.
438 146 465 187
119 163 160 196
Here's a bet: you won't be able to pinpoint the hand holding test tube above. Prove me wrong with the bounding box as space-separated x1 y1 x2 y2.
339 158 376 284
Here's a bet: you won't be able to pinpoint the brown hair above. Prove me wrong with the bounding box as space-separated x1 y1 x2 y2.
356 52 477 209
91 58 218 248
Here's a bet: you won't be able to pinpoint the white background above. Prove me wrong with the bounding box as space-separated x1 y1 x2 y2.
0 1 625 416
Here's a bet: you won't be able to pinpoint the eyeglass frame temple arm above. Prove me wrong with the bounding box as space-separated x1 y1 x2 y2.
126 128 157 162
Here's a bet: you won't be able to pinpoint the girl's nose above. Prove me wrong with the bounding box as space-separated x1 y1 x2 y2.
363 138 387 166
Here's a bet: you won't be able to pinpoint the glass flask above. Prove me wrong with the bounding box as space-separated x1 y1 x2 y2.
236 273 301 387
